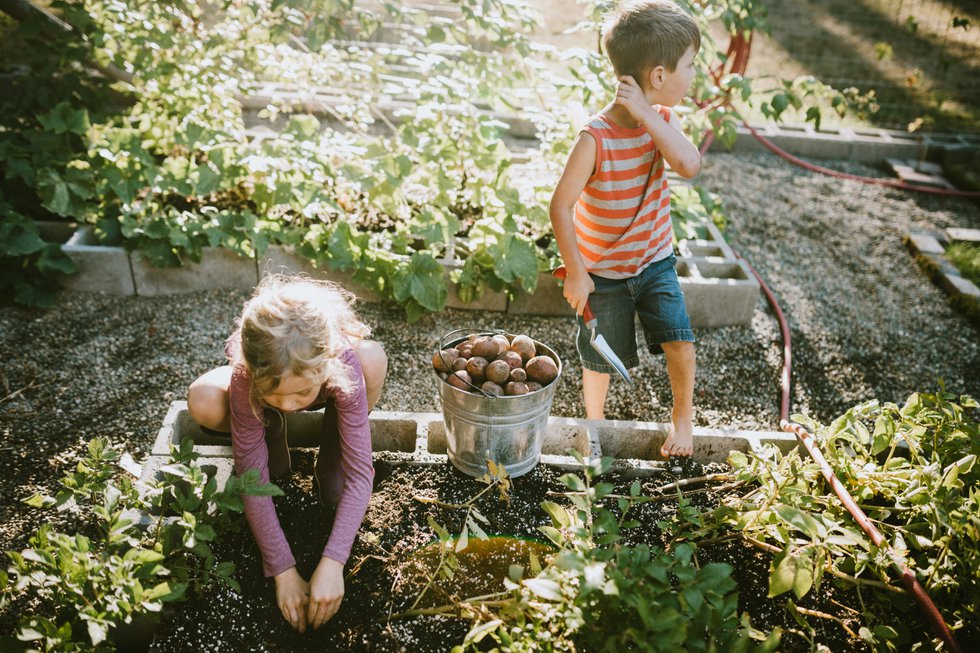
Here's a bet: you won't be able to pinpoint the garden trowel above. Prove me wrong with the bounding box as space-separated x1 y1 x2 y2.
553 266 633 385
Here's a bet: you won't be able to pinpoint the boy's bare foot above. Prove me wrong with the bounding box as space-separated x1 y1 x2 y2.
660 420 693 458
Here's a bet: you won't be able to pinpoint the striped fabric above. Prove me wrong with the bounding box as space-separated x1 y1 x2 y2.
574 109 674 279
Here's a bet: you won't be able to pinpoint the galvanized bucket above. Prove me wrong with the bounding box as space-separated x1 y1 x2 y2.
435 329 562 478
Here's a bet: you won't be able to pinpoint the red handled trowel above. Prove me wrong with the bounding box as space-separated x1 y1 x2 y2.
553 266 633 385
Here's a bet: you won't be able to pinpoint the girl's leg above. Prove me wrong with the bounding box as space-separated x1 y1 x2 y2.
314 340 388 504
187 366 234 432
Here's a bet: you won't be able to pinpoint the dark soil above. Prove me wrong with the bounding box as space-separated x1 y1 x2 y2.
149 452 927 653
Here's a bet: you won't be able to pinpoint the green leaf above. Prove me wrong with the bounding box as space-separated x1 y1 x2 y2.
464 619 503 645
773 505 824 540
391 252 447 312
524 578 563 601
540 501 571 527
493 234 538 290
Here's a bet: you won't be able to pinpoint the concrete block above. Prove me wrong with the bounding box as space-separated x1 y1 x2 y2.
678 258 759 328
947 228 980 243
61 226 137 295
260 244 382 302
905 232 947 255
159 401 420 454
942 273 980 301
132 247 258 296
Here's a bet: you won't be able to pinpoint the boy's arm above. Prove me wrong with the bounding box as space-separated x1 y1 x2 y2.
615 76 701 178
549 132 597 316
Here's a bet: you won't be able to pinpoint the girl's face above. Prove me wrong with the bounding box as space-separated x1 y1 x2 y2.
262 372 320 412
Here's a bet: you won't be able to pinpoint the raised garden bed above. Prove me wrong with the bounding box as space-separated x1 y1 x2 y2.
54 221 760 328
141 410 946 653
904 227 980 322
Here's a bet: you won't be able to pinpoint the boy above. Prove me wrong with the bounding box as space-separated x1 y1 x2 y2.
549 0 700 457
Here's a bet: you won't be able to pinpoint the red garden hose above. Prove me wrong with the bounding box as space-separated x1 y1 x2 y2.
735 251 964 653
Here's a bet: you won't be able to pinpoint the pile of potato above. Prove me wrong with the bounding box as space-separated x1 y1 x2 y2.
432 333 559 396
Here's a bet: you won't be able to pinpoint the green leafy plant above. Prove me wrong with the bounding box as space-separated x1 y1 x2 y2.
2 437 281 651
401 453 779 652
686 390 980 650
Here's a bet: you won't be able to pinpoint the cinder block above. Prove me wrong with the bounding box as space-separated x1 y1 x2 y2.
947 228 980 243
132 248 258 296
159 401 420 454
61 226 136 295
679 259 759 328
905 232 947 255
942 273 980 301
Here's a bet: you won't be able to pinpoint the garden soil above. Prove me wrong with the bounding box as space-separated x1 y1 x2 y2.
2 152 979 649
150 453 880 652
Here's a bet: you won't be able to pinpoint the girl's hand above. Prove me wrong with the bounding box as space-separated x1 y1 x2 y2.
563 270 595 317
615 75 653 123
274 567 310 632
307 557 345 629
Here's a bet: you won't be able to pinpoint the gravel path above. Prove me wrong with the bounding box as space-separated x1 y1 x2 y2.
2 151 979 559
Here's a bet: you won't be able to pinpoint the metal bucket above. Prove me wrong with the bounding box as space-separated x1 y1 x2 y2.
436 329 562 478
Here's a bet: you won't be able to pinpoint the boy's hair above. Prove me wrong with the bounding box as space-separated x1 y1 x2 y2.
603 0 701 86
231 274 371 403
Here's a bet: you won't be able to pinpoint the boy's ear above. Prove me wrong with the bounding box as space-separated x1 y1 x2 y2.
648 65 666 89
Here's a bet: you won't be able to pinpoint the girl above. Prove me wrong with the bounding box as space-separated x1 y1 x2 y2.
187 274 387 633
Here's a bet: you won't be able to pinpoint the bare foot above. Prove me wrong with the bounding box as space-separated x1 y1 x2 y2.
660 419 693 458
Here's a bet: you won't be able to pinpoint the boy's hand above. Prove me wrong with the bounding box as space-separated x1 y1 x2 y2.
615 76 654 123
307 557 345 629
563 270 595 317
274 566 311 632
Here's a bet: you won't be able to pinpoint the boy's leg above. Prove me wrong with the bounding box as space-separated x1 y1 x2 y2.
660 341 695 457
582 369 611 420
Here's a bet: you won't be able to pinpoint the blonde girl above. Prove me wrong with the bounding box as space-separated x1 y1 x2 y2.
187 274 387 633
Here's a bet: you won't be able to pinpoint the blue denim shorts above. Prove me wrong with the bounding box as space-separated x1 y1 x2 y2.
576 254 695 373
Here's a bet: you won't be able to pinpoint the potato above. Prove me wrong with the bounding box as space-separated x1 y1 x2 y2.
432 348 458 373
510 335 536 364
485 359 511 385
525 355 559 384
466 356 489 382
481 381 504 396
509 367 527 383
500 350 523 370
456 343 473 360
472 336 499 361
451 357 468 372
505 381 529 396
492 334 511 353
526 381 543 393
447 370 473 392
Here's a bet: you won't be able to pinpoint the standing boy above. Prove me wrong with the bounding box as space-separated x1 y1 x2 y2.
549 0 701 456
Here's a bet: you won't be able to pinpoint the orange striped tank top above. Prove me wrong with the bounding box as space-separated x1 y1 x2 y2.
574 109 674 279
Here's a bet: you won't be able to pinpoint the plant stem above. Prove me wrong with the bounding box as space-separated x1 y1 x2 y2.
646 473 735 493
792 604 858 640
413 482 497 510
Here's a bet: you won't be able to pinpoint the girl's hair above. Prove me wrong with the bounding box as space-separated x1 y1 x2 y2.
230 274 371 404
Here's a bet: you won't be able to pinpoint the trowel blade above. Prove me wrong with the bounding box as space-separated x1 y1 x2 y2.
591 333 632 385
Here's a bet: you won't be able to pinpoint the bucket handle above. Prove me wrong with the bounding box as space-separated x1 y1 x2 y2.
437 328 510 399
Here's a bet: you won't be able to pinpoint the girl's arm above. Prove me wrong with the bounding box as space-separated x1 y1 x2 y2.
228 368 296 578
321 348 374 564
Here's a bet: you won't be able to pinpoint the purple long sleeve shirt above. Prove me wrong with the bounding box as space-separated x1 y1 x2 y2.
228 348 374 577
